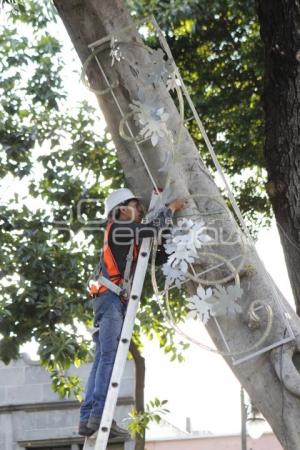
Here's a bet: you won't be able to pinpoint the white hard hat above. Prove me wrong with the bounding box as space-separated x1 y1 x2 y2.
104 188 141 217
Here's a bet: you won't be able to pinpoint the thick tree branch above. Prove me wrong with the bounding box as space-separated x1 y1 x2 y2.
256 0 300 315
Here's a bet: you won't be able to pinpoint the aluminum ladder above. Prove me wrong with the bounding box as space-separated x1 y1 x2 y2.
83 191 160 450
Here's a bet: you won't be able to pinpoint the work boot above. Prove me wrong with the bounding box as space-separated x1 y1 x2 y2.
87 415 101 434
87 416 130 440
110 420 130 440
78 421 95 437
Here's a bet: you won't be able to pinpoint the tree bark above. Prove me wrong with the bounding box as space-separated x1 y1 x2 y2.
53 1 300 448
256 0 300 315
130 341 146 450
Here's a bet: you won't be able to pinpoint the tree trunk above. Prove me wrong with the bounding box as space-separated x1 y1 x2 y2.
130 341 146 450
53 1 300 448
256 0 300 316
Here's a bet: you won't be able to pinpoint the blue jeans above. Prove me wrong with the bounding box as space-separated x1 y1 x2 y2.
79 291 126 422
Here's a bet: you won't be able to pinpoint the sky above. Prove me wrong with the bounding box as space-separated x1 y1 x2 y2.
3 6 296 440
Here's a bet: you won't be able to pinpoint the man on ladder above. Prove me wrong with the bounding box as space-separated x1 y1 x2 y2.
78 188 185 438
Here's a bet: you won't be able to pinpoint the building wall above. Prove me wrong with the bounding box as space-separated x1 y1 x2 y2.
0 354 134 450
146 433 283 450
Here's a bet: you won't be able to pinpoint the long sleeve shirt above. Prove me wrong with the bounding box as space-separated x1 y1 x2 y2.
108 207 172 276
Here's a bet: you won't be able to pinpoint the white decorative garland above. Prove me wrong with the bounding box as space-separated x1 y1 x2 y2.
161 218 243 324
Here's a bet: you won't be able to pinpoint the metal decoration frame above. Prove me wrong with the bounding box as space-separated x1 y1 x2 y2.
83 16 295 368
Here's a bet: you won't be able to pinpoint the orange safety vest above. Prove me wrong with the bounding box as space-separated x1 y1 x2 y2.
88 221 139 296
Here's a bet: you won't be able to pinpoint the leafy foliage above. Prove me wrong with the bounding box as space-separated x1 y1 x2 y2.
50 370 83 401
0 0 189 399
0 1 120 394
0 0 25 13
128 398 169 438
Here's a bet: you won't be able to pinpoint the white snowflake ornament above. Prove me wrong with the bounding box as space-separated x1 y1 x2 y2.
167 243 198 274
187 286 214 324
175 219 212 249
143 48 174 86
162 263 185 289
191 220 213 248
211 285 243 317
163 218 212 274
129 91 169 146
